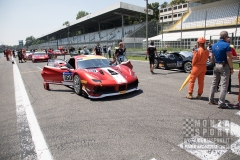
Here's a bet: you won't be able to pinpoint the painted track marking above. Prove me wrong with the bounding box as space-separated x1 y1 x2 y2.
13 59 53 160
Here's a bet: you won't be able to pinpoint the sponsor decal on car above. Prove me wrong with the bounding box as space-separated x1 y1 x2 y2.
63 72 73 81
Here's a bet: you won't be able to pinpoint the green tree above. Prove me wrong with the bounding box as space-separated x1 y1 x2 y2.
63 21 70 26
25 36 36 47
148 2 160 21
169 0 186 6
160 2 169 8
76 11 89 20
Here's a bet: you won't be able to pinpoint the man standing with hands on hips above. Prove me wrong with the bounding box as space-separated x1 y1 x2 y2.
209 31 234 108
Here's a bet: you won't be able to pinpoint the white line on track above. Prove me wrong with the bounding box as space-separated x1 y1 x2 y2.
13 59 53 160
37 66 42 70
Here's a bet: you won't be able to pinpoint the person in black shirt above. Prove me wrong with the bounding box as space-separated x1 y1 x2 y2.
146 41 157 74
102 44 107 57
94 43 102 55
115 42 126 63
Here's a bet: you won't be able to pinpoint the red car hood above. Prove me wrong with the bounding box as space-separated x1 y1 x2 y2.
80 66 135 84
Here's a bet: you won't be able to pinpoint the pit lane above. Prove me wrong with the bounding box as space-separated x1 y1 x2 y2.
1 53 240 160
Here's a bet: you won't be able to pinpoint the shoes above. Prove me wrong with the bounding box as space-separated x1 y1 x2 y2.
218 104 237 109
196 94 201 100
233 103 240 109
186 93 193 99
208 101 217 105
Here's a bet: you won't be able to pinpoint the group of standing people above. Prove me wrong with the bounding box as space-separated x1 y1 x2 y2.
17 48 27 63
3 49 14 64
186 30 239 109
93 43 112 58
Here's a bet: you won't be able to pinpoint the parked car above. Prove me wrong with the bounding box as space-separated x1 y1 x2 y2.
25 51 33 60
32 52 49 63
41 55 139 98
154 51 213 73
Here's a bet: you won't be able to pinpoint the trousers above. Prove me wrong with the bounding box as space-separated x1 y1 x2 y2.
209 63 230 107
188 64 206 95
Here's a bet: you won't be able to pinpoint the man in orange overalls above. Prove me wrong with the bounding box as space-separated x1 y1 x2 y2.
186 37 209 99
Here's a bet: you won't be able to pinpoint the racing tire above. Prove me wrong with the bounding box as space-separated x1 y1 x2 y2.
184 61 192 73
73 74 82 95
43 82 50 90
154 59 159 69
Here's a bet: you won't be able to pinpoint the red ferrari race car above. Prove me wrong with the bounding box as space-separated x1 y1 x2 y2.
41 55 139 99
32 52 49 63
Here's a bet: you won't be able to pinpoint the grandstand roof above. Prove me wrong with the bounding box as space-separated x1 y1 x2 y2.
144 27 240 41
38 2 153 40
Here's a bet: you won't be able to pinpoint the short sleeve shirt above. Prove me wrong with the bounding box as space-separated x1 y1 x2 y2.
147 45 157 57
212 39 231 63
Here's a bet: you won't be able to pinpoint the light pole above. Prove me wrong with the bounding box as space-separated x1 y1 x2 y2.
145 0 149 50
66 23 70 53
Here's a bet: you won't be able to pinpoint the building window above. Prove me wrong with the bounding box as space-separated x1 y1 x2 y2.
160 17 163 20
178 13 182 17
164 9 167 12
168 8 172 11
174 6 177 10
164 16 167 19
183 4 187 8
160 9 163 13
174 14 177 17
178 5 182 9
168 15 172 18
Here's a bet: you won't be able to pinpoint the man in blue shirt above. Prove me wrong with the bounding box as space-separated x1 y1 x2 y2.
209 31 234 108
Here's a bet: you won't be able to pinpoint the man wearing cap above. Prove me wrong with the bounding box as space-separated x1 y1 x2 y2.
209 31 234 108
186 37 209 99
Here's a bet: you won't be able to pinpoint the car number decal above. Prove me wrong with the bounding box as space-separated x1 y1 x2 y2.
63 72 73 81
177 61 183 67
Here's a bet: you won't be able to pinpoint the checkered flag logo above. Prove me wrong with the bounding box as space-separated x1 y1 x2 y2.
183 119 195 137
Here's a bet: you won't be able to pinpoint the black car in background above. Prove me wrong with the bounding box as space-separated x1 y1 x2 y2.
154 51 213 73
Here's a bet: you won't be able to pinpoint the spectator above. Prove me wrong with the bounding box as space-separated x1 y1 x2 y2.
107 45 112 58
146 41 157 74
208 31 234 109
94 43 102 55
115 42 126 64
102 44 107 57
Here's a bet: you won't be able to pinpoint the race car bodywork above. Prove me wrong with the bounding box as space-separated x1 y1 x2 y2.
32 52 49 63
154 51 213 73
41 55 139 99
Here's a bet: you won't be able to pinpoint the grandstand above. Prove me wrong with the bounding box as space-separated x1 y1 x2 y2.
31 2 153 50
146 0 240 50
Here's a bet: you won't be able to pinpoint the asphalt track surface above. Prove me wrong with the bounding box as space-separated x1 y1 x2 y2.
0 53 240 160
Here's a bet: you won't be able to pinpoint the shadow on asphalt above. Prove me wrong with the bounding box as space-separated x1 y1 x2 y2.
90 89 144 102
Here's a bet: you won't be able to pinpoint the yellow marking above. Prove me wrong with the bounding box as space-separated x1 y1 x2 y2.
21 70 41 74
81 80 87 84
119 90 126 94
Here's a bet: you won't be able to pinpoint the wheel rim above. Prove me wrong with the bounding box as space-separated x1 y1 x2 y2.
185 63 191 72
74 75 80 93
154 59 158 68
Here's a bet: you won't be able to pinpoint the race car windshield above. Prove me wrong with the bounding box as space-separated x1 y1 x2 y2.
179 51 192 57
77 59 110 69
33 52 46 55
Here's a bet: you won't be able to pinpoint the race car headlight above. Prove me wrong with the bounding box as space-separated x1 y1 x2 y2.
92 79 102 83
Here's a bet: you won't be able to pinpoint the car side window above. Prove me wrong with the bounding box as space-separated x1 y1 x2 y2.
168 54 175 60
66 58 75 69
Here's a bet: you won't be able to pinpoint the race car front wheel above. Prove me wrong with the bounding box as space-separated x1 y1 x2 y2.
154 59 159 69
73 75 82 95
184 62 192 73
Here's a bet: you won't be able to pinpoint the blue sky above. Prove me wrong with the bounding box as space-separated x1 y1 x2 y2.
0 0 171 46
